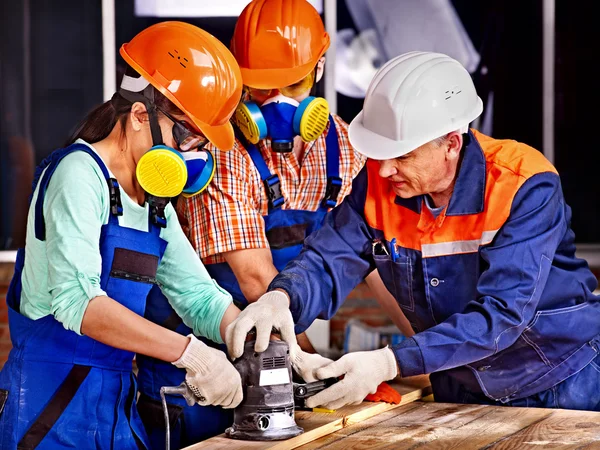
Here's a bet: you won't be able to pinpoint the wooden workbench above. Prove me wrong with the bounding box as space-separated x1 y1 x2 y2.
187 376 600 449
297 401 600 449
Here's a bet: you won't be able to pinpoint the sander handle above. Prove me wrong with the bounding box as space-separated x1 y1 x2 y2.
293 378 339 407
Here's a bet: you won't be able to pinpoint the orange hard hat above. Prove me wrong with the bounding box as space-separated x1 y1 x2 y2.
120 21 242 151
231 0 330 89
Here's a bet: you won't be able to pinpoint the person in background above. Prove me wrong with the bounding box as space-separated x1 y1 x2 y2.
226 51 600 412
137 0 412 446
0 22 246 449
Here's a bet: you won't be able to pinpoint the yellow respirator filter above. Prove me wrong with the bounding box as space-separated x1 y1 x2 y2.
136 146 187 198
296 97 329 143
234 102 268 145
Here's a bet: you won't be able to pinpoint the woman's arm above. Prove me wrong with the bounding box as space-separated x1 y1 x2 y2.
219 303 241 342
81 296 241 361
157 203 240 343
81 295 189 362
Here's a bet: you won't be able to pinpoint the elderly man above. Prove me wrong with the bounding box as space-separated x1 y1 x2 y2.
226 51 600 411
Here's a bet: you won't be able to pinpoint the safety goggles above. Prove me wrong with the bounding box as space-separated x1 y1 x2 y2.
156 107 209 151
245 69 316 99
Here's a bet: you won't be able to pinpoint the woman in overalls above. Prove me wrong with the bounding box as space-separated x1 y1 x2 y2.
0 22 245 449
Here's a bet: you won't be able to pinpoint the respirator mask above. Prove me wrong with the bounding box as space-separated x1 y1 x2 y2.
233 69 330 152
117 72 215 226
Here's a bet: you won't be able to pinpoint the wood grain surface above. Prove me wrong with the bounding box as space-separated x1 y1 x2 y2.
297 402 600 449
185 376 600 450
184 375 431 450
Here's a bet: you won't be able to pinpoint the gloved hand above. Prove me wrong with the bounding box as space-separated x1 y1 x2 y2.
172 335 243 409
289 343 334 382
306 347 398 410
225 290 296 358
364 382 402 404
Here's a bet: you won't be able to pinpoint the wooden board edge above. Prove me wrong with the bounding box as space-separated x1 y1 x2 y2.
267 384 433 450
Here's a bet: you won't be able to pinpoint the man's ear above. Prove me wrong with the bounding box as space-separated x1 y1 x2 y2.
445 131 463 161
129 101 148 132
315 56 326 83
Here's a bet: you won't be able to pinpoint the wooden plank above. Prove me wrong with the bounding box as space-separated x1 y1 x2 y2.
183 375 431 450
296 403 600 450
296 403 425 449
297 402 505 449
488 409 600 449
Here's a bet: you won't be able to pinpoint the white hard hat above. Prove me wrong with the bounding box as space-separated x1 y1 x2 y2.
348 51 483 160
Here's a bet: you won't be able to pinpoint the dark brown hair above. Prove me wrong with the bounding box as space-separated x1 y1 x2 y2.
66 66 183 146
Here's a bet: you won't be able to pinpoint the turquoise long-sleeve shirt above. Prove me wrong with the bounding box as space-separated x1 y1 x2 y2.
19 140 232 343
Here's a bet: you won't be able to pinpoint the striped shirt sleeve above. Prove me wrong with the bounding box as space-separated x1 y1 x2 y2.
180 140 268 261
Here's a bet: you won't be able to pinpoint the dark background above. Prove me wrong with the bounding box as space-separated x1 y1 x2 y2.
1 0 597 248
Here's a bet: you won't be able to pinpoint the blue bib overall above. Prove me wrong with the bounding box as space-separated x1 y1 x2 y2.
136 117 341 449
0 144 167 449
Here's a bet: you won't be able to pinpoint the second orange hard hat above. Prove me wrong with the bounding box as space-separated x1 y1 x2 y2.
120 21 243 151
231 0 330 89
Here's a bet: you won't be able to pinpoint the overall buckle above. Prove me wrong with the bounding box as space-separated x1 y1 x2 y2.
321 176 342 209
264 174 284 210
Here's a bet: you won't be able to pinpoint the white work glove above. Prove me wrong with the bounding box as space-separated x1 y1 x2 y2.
289 343 334 382
306 347 398 410
225 290 296 358
172 335 243 409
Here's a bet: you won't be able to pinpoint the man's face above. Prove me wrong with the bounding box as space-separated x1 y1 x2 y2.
378 140 451 199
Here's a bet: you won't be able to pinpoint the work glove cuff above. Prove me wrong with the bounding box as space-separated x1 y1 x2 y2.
378 346 399 381
172 334 214 376
261 290 290 308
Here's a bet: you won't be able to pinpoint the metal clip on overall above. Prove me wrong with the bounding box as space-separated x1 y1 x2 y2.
147 194 169 228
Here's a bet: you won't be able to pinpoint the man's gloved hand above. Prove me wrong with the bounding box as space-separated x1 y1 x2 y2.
289 343 333 382
364 382 402 404
172 335 243 409
225 291 296 358
306 347 398 410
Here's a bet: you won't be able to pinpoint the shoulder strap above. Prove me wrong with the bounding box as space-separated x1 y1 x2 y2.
33 144 123 241
321 116 342 209
246 143 285 211
233 122 285 212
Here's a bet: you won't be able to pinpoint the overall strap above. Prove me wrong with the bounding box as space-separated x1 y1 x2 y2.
246 143 285 211
321 115 342 209
147 196 168 236
34 144 123 241
18 365 92 449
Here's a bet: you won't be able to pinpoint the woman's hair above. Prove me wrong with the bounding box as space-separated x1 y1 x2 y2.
66 66 183 146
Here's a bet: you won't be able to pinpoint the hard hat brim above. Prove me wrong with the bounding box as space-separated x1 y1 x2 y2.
198 120 236 151
240 63 318 90
348 99 483 160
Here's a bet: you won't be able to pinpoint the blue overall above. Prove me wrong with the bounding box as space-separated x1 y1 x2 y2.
136 117 341 448
0 144 167 449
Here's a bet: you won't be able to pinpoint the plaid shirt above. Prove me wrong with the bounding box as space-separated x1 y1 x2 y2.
178 114 366 264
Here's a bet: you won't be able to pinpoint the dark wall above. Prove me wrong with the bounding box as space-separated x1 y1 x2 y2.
0 0 597 247
1 0 103 248
554 1 599 243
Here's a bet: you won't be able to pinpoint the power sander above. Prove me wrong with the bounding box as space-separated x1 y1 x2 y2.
160 338 337 447
225 339 338 441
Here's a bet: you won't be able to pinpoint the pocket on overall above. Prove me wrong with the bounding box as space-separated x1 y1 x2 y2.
523 302 596 363
373 254 415 311
268 223 308 271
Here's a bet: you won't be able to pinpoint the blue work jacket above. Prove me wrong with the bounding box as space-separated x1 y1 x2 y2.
270 130 600 403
